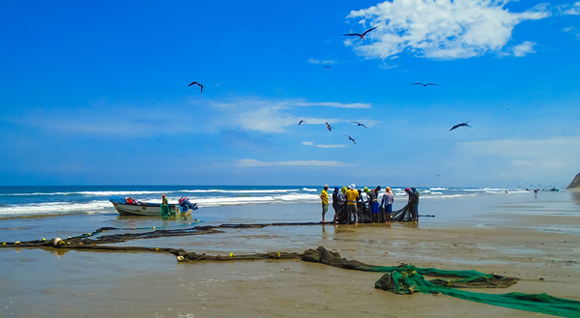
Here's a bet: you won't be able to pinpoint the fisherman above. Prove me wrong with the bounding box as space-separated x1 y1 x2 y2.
381 187 394 224
320 185 329 223
365 187 379 222
331 187 340 223
405 188 420 222
161 194 170 218
345 184 359 224
333 187 347 224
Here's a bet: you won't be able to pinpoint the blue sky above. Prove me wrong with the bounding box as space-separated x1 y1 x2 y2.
1 0 579 188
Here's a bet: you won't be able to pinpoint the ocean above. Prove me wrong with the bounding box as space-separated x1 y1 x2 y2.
0 185 533 219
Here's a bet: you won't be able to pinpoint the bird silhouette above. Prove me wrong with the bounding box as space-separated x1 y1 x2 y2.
343 25 380 40
436 174 442 177
353 122 367 128
155 139 163 142
323 66 330 68
412 83 437 87
345 135 356 144
449 122 471 131
298 120 305 126
325 122 332 132
188 81 203 94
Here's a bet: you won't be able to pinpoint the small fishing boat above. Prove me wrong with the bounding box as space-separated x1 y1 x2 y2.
109 196 197 217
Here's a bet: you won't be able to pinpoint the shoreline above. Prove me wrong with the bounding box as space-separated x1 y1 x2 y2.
0 191 579 317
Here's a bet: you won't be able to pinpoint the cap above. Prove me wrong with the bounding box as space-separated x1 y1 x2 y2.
364 187 369 192
405 188 411 192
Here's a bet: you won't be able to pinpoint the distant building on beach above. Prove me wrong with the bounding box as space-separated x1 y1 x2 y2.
567 172 580 189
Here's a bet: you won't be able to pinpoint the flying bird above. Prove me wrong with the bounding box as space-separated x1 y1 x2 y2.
325 122 332 132
323 66 330 68
187 81 203 94
155 139 163 142
353 122 367 128
343 24 380 40
345 135 356 144
298 120 305 126
413 83 438 87
449 122 471 131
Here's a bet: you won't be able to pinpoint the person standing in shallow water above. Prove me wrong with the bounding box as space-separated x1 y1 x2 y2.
333 187 347 224
381 187 394 224
320 185 329 223
405 187 420 222
161 194 170 218
345 185 359 224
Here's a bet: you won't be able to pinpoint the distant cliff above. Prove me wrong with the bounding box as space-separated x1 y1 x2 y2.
567 173 580 189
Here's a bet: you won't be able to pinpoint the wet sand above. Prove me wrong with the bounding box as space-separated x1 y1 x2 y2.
1 191 579 317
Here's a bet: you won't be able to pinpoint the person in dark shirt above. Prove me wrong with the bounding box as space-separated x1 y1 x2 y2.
405 187 420 222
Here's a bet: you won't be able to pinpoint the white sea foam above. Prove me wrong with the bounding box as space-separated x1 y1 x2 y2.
0 201 113 217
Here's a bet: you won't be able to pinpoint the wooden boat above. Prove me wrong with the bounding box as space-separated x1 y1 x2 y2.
108 196 195 217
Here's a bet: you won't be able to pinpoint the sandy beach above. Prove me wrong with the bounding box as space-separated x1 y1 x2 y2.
1 190 579 317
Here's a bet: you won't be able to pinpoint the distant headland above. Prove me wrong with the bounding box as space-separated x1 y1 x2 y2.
567 172 580 189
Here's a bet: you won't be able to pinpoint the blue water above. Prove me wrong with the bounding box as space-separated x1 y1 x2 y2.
0 185 538 218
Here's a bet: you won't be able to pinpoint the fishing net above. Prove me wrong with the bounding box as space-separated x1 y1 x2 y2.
2 225 580 317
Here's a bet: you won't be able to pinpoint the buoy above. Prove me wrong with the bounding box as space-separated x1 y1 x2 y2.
15 241 21 245
153 227 156 229
42 238 46 241
155 248 160 251
68 236 71 239
177 256 185 261
87 233 91 236
277 252 281 258
53 238 64 247
229 252 233 257
2 242 6 245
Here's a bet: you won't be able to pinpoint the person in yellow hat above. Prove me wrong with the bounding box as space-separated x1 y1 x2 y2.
344 185 359 224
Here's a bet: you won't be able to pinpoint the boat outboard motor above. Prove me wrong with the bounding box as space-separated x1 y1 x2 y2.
178 196 198 212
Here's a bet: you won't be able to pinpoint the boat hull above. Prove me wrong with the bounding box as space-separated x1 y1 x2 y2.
111 202 184 217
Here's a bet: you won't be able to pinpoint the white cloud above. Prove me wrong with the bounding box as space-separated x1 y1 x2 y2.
559 2 580 15
301 141 348 148
562 26 580 39
235 159 351 167
512 41 536 57
307 58 338 64
458 137 580 170
345 0 551 60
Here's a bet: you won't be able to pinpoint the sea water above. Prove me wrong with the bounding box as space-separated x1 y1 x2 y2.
0 185 578 244
0 185 536 218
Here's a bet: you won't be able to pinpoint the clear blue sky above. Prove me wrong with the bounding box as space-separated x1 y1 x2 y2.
1 0 579 188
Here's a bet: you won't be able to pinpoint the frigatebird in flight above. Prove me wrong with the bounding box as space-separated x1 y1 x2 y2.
188 81 203 94
449 122 471 131
325 122 332 132
346 135 356 144
323 66 330 68
343 24 380 40
353 122 367 128
298 120 305 126
413 83 437 87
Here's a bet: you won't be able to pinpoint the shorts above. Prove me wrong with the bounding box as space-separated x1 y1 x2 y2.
386 204 392 214
372 202 379 214
322 204 328 213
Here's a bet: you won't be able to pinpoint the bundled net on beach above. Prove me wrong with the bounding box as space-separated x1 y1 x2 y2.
3 225 580 317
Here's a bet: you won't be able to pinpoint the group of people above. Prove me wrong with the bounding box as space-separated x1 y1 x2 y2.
320 184 420 224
